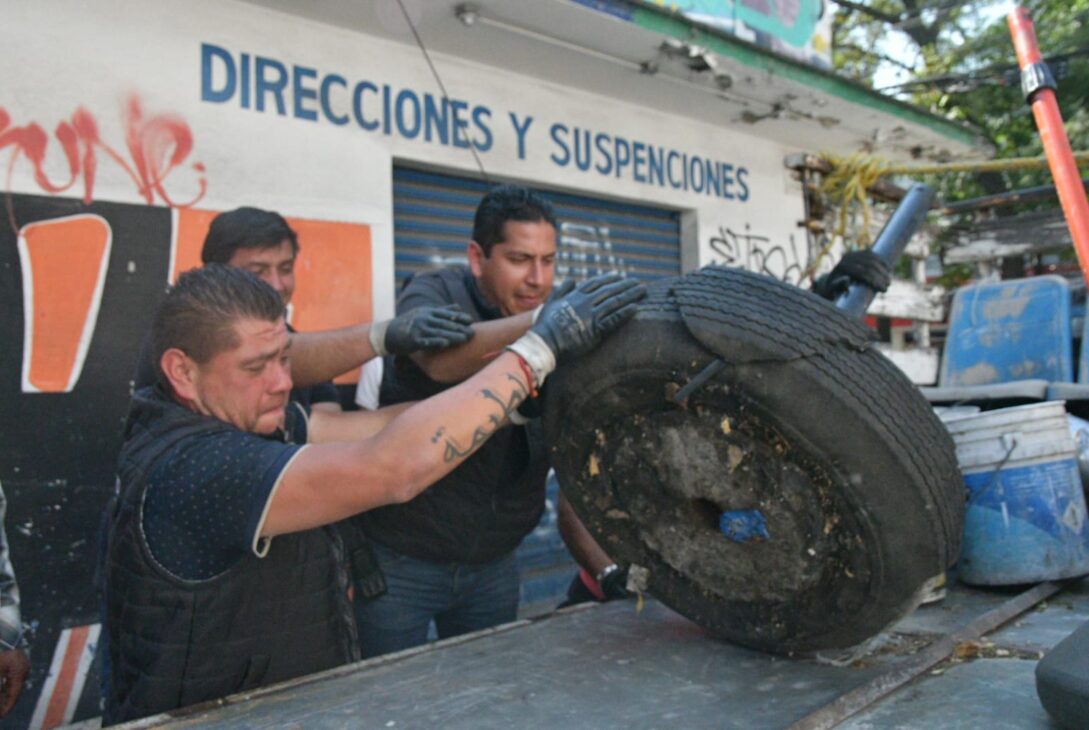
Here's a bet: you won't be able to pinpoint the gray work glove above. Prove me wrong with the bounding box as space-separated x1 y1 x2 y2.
532 274 645 362
507 273 646 389
545 278 576 305
368 304 475 356
527 278 575 325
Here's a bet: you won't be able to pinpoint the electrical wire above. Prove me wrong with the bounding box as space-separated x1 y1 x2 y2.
394 0 491 184
878 48 1089 93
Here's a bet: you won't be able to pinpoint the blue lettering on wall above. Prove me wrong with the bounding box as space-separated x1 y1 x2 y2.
198 42 751 203
473 106 493 151
201 43 235 103
450 99 469 148
293 65 319 122
352 81 379 130
666 150 681 189
255 57 288 115
395 89 422 139
423 95 449 144
321 75 349 126
240 53 251 109
574 129 592 172
689 155 704 193
632 141 646 183
721 163 735 200
705 159 721 197
510 113 534 160
614 137 631 178
382 84 391 135
594 133 612 175
647 146 664 187
549 123 570 166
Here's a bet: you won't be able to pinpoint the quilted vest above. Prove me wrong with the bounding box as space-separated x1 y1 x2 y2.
102 389 358 724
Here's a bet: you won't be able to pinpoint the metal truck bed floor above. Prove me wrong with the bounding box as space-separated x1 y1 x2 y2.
101 578 1089 729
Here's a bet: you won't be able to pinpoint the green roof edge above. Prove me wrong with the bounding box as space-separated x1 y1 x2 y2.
623 0 988 153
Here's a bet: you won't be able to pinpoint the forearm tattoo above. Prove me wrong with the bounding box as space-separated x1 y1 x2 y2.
439 372 528 463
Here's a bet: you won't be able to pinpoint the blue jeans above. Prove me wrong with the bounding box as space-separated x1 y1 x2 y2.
354 541 520 658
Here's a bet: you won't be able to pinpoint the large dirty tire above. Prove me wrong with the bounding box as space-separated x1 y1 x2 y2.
544 266 965 655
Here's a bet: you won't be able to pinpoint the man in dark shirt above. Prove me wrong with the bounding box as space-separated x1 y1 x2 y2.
355 185 628 656
199 207 341 410
103 263 644 723
133 207 469 404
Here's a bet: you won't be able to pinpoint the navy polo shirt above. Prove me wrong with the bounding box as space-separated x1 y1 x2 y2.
142 402 310 581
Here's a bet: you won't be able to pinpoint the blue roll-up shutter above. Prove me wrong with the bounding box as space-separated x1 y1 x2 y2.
393 166 680 288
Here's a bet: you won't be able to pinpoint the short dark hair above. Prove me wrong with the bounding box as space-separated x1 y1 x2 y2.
471 185 558 256
201 207 299 264
152 265 285 385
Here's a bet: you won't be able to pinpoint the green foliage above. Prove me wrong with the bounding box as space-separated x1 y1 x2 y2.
834 0 1089 202
934 262 975 288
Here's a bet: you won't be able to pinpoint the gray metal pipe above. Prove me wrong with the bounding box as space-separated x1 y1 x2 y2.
836 182 936 319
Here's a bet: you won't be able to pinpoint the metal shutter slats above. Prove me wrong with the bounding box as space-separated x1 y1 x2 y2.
393 167 680 287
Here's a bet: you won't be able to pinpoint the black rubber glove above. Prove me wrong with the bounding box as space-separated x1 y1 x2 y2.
812 250 891 301
373 304 475 356
530 273 646 364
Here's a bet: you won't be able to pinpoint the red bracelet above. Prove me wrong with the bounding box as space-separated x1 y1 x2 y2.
509 351 539 398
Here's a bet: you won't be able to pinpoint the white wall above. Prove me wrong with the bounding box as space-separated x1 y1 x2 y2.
2 0 815 315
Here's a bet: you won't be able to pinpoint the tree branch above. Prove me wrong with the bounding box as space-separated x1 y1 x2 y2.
838 42 918 73
830 0 902 25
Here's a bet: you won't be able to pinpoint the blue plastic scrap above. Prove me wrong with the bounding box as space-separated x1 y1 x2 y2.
719 509 770 543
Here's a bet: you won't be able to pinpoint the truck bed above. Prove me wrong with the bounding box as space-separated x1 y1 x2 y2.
94 577 1089 729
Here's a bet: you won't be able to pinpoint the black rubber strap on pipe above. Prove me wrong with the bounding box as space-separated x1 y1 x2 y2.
836 182 936 319
1022 61 1058 103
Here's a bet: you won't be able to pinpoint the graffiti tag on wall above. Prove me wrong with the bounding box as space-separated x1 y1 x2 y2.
0 96 206 207
558 221 628 279
706 223 832 285
3 95 376 393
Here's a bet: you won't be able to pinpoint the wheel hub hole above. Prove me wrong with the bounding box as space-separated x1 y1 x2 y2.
691 498 724 531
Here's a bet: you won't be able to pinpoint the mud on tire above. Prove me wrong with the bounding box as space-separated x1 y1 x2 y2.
544 267 964 655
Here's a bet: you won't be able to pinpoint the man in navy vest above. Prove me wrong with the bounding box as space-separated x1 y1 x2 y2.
122 206 473 658
102 263 643 723
355 185 633 656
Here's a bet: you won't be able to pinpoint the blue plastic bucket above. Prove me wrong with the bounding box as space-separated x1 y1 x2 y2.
942 402 1089 585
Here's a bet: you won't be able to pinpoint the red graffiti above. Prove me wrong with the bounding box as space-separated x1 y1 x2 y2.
0 95 206 207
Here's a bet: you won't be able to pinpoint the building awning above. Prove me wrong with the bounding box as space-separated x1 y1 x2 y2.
244 0 991 162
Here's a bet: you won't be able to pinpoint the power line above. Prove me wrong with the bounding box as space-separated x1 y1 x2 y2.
877 48 1089 93
394 0 491 184
829 0 964 28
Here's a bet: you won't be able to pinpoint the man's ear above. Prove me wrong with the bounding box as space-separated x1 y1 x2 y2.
160 348 199 402
467 241 486 279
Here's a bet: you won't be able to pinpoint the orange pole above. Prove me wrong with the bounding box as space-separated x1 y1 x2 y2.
1008 8 1089 286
